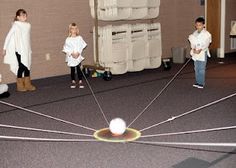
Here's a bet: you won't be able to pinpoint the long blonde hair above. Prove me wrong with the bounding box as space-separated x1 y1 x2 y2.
68 23 79 37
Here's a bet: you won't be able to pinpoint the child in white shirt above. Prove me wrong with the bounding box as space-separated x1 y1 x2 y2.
63 23 87 88
188 17 212 89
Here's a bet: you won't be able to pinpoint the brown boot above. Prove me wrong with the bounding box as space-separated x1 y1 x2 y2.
24 76 36 91
16 78 27 92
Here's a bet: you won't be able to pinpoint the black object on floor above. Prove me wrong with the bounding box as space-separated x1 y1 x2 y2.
0 91 10 99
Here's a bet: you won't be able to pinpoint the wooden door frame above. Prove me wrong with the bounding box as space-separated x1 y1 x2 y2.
205 0 225 58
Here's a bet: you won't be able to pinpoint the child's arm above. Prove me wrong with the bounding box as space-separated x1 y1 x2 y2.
200 33 212 51
193 34 211 54
79 36 87 51
71 36 87 59
188 34 197 49
62 39 73 56
3 23 16 56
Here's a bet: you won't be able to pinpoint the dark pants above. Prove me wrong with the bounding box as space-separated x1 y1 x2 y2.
16 52 30 78
70 64 83 81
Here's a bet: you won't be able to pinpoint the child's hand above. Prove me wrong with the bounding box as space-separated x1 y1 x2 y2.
193 49 202 54
2 50 6 57
71 52 80 59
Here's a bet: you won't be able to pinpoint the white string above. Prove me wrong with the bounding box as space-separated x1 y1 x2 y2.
81 67 110 126
0 135 98 142
141 125 236 138
140 92 236 132
0 124 93 137
133 140 236 147
128 58 192 128
0 100 96 132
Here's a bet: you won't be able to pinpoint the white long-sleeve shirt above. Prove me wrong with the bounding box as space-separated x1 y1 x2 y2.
3 21 32 75
188 29 212 61
62 36 87 67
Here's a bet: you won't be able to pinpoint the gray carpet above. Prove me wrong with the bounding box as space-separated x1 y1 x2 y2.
0 56 236 168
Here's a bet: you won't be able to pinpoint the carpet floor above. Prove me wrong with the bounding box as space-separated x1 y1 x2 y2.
0 56 236 168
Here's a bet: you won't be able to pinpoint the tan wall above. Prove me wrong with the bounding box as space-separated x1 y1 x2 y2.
225 0 236 53
0 0 204 83
158 0 205 57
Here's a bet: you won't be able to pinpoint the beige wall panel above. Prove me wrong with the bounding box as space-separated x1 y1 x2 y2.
157 0 205 57
0 0 204 83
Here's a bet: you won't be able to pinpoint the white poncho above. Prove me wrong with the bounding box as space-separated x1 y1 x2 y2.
188 29 212 61
0 84 8 94
62 36 87 67
3 21 32 75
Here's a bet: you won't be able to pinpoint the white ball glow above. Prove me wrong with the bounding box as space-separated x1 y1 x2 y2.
109 118 126 136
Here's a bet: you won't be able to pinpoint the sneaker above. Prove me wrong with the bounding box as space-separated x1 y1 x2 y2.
193 83 204 89
78 80 84 89
70 80 76 89
79 85 85 89
197 84 204 89
193 83 199 88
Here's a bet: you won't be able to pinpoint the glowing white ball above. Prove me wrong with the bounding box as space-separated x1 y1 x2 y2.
109 118 126 136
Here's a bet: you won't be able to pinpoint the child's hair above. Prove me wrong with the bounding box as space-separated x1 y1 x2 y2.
68 23 79 37
14 9 27 21
195 17 205 24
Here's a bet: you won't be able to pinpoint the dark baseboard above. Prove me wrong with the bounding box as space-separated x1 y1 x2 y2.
225 51 236 58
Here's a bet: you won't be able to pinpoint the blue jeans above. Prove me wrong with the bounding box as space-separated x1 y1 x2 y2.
194 55 207 86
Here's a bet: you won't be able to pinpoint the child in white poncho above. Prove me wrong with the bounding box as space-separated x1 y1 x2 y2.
188 17 212 89
2 9 36 92
63 23 87 89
